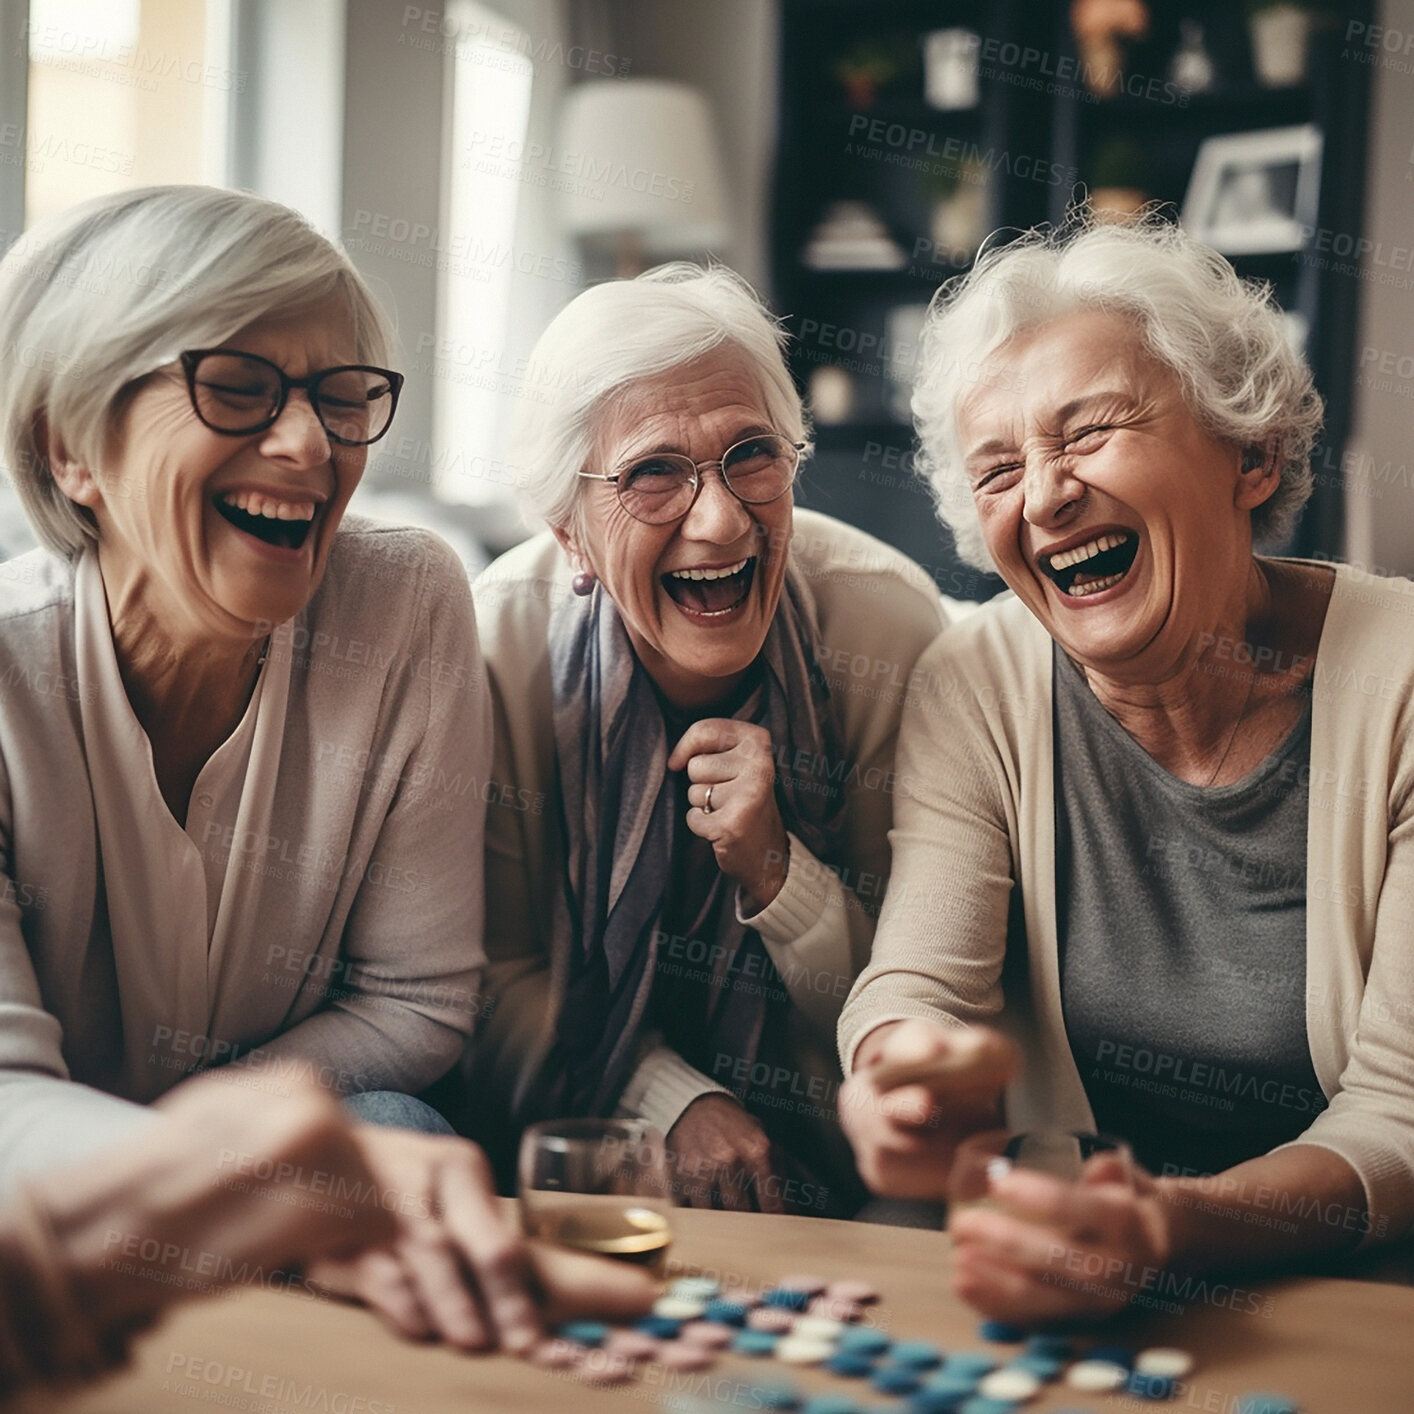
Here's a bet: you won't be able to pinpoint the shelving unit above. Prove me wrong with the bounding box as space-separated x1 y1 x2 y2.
771 0 1372 601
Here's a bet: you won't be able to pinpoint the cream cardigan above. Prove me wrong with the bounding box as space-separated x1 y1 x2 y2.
469 508 948 1142
839 563 1414 1244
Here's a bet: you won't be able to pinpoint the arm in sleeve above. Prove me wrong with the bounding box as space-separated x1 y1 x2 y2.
232 538 490 1097
836 635 1015 1075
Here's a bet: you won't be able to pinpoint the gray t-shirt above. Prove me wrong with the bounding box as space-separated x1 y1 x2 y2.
1055 649 1327 1179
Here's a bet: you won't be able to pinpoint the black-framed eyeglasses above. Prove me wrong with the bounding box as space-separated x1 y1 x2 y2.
179 349 405 446
577 433 806 525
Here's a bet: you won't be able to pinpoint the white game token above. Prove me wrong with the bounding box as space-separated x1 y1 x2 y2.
773 1337 834 1366
1136 1347 1195 1379
1066 1359 1129 1392
654 1296 707 1320
978 1367 1042 1402
791 1316 845 1342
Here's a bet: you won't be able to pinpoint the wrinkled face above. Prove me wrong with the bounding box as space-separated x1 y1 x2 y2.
85 297 367 642
958 310 1268 680
565 348 795 709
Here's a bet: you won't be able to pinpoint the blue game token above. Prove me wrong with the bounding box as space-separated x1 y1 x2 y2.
733 1331 779 1357
978 1320 1026 1343
824 1352 875 1378
871 1366 923 1395
752 1382 804 1409
1089 1343 1135 1368
837 1328 891 1357
702 1300 750 1326
958 1399 1019 1414
763 1288 812 1311
1025 1333 1074 1360
941 1352 997 1379
634 1315 683 1339
908 1391 969 1414
889 1341 944 1370
1009 1352 1065 1381
801 1399 863 1414
923 1373 983 1400
1128 1370 1177 1400
554 1320 607 1346
1236 1398 1298 1414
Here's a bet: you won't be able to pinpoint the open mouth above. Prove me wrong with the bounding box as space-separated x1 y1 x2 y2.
1042 530 1139 599
661 556 756 617
214 491 316 552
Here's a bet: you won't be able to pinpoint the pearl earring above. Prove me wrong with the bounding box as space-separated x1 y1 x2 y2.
571 570 596 596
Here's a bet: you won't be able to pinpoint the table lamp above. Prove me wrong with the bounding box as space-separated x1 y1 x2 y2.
556 78 730 276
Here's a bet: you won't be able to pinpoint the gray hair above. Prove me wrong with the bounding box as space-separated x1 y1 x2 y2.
912 214 1324 571
0 184 396 557
513 262 809 532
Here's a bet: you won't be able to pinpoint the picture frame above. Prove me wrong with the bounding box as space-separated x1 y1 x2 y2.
1182 124 1323 255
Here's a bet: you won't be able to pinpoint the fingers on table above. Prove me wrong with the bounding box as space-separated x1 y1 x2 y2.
527 1241 660 1325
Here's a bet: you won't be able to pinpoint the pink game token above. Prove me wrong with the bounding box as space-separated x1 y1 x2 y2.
680 1322 735 1349
808 1295 865 1323
576 1353 636 1385
824 1278 880 1305
747 1307 797 1333
656 1342 717 1372
604 1329 661 1361
527 1337 584 1369
775 1273 829 1296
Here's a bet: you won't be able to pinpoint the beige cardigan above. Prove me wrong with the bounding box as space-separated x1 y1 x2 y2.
839 563 1414 1244
470 508 948 1143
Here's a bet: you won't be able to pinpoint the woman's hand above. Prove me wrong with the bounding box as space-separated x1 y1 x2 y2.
949 1153 1172 1324
306 1127 544 1353
669 720 789 912
838 1020 1018 1202
666 1094 785 1213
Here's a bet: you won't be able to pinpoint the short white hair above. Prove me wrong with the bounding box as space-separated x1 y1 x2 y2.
912 215 1324 571
513 262 809 531
0 184 395 557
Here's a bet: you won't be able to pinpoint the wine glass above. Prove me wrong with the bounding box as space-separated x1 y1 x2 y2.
948 1129 1134 1214
518 1119 674 1276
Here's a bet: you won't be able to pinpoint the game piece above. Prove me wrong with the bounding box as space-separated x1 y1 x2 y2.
748 1306 798 1334
703 1300 751 1326
733 1330 780 1357
825 1278 880 1304
1136 1348 1195 1379
809 1294 866 1323
941 1352 997 1379
654 1295 708 1320
958 1398 1022 1414
871 1366 923 1395
1235 1398 1298 1414
776 1274 829 1295
921 1373 981 1401
670 1277 722 1301
825 1352 875 1378
604 1329 661 1360
909 1392 970 1414
1128 1369 1177 1399
792 1315 846 1342
1025 1333 1074 1360
978 1319 1025 1343
657 1342 718 1371
978 1366 1042 1401
752 1384 804 1410
890 1340 944 1370
1065 1358 1129 1392
577 1352 636 1385
838 1327 890 1357
635 1315 684 1339
555 1320 608 1347
680 1321 735 1349
527 1337 584 1369
763 1287 812 1311
801 1397 865 1414
776 1336 836 1366
1009 1352 1064 1381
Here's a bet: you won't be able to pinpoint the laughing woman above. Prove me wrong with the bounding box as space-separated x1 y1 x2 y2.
838 217 1414 1318
466 265 946 1212
0 185 630 1352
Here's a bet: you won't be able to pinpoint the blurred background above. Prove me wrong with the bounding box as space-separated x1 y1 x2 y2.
1 0 1410 597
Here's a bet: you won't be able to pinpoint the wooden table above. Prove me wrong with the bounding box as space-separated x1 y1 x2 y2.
22 1206 1414 1414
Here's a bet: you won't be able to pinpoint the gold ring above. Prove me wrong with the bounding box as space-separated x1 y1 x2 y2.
702 784 714 815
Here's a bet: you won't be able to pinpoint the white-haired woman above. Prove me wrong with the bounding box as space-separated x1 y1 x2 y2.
466 264 947 1212
0 185 651 1352
838 217 1414 1318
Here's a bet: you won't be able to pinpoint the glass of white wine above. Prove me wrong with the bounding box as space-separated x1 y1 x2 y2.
518 1119 674 1277
948 1129 1134 1215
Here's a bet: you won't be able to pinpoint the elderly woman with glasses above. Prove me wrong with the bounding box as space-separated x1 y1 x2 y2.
837 218 1414 1319
464 265 947 1212
0 185 653 1353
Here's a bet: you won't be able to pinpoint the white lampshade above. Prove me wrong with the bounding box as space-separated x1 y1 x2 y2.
556 79 729 254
